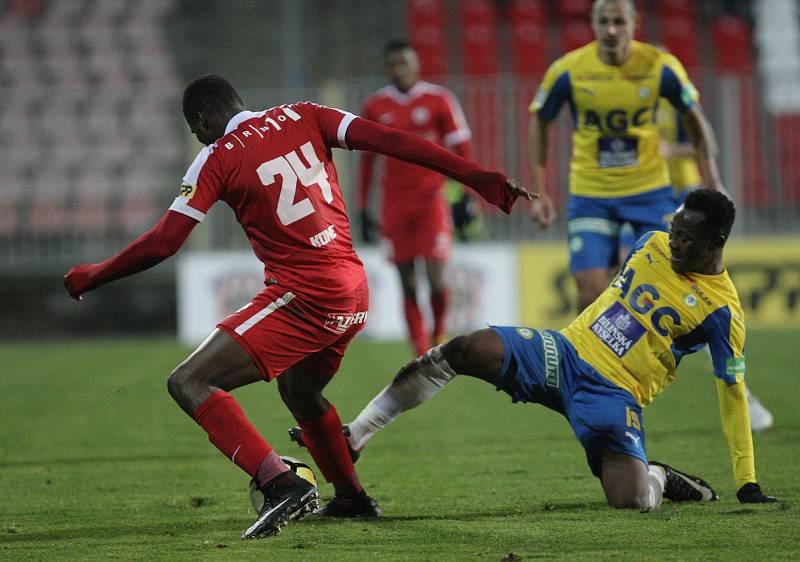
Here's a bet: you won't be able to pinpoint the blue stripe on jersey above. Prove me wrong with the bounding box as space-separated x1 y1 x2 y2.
659 65 693 113
537 72 575 126
676 111 689 143
671 305 739 383
619 231 655 271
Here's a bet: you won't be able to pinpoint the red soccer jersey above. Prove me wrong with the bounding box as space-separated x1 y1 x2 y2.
361 81 471 196
170 103 365 299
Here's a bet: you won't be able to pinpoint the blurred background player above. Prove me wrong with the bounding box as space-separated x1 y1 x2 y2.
343 190 777 509
64 74 531 538
526 0 725 313
358 39 474 356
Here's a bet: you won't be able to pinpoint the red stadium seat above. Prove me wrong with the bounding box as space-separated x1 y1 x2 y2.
659 15 699 70
459 0 499 76
656 0 693 19
711 15 753 71
556 0 591 23
560 20 594 53
774 114 800 205
510 0 548 75
408 0 448 76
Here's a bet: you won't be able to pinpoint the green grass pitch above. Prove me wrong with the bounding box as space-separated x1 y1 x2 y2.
1 330 797 561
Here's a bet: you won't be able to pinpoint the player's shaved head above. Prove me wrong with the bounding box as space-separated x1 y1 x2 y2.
683 189 736 246
592 0 637 19
182 74 244 124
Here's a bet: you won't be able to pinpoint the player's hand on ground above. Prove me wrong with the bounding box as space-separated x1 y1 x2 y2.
64 264 94 301
530 192 557 230
737 482 778 503
360 209 380 244
505 178 538 203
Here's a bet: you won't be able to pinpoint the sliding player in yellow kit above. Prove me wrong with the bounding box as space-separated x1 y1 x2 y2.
342 190 777 508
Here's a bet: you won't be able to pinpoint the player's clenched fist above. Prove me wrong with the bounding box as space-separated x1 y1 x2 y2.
64 264 96 300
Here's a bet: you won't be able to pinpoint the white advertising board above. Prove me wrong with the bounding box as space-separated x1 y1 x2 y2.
177 244 519 345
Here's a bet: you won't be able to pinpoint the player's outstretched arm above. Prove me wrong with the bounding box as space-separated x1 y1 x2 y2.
64 211 197 300
683 103 728 198
345 117 536 214
526 113 557 230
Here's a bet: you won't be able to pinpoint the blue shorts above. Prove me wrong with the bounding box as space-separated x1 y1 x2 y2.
567 186 675 273
618 186 696 252
491 326 647 477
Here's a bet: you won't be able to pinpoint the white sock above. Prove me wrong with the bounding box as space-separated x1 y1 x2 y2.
647 464 667 508
347 346 456 450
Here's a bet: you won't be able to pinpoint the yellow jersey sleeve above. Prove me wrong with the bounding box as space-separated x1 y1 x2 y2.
529 56 572 121
716 377 757 488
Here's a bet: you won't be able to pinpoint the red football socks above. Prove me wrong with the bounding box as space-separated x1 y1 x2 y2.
192 390 273 478
430 287 449 342
298 404 363 498
404 295 430 356
256 451 291 487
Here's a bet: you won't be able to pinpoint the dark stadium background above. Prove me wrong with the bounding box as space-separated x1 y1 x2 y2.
1 0 797 338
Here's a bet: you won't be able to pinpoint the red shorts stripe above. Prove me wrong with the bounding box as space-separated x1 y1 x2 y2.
218 280 369 381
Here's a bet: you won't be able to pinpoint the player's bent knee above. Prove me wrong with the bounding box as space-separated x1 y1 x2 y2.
440 334 471 372
442 330 502 379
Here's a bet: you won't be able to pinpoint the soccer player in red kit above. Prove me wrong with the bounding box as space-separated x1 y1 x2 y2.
64 74 532 538
359 40 473 356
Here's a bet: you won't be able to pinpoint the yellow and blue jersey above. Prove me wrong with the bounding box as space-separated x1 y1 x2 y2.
656 100 702 191
561 231 755 486
530 40 698 198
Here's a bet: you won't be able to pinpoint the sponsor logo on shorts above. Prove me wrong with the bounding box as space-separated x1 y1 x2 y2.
540 331 561 389
590 302 646 358
624 431 641 448
516 328 534 339
324 311 368 334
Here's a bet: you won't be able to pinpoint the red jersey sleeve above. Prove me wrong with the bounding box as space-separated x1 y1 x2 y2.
438 89 472 153
168 145 226 222
345 117 516 213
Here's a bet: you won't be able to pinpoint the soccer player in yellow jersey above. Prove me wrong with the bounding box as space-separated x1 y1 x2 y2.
526 0 726 311
342 190 777 508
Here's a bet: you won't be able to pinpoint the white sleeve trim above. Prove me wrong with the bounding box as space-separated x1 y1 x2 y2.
169 197 206 222
443 128 472 150
183 146 213 186
336 112 358 150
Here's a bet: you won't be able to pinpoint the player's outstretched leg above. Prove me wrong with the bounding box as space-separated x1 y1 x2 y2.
344 329 505 456
648 461 718 502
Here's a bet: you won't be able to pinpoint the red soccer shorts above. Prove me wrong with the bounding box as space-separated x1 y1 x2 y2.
381 189 452 264
217 279 369 381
